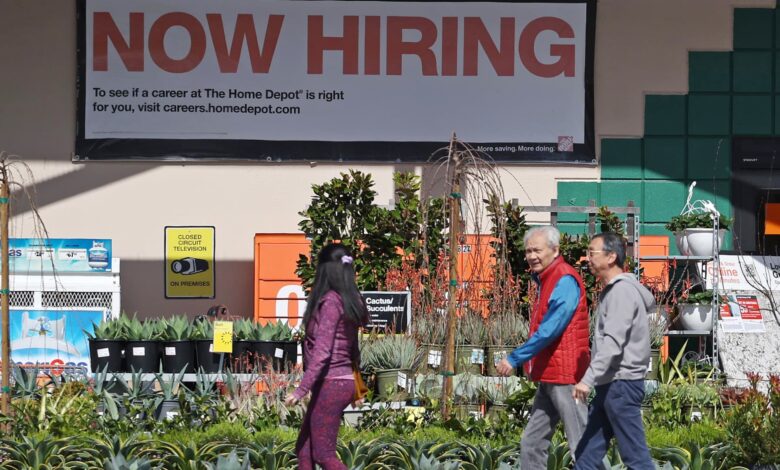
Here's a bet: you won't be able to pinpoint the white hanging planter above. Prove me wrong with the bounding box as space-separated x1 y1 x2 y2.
677 303 714 331
674 231 690 255
683 228 726 257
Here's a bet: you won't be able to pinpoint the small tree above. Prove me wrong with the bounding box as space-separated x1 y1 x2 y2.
296 170 447 292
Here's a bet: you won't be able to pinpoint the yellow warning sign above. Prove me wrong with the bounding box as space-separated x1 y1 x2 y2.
165 226 215 298
213 321 233 353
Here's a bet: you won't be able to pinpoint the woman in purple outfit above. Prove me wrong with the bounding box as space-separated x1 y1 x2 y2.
284 243 367 470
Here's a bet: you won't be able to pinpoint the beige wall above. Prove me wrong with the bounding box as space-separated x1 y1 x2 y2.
0 0 773 317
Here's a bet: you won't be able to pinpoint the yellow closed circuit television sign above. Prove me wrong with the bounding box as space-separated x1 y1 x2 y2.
165 226 215 298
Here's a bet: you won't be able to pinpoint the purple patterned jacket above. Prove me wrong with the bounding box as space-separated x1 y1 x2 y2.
292 290 360 400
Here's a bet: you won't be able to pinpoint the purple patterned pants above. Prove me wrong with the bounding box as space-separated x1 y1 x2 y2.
296 378 354 470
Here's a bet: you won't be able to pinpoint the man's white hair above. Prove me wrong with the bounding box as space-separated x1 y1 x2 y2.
523 226 560 248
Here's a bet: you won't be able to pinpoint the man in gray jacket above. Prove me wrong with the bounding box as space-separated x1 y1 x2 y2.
572 232 655 469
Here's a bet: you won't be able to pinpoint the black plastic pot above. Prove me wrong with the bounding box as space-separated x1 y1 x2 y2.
88 339 125 372
124 340 161 372
276 341 298 372
161 340 196 373
155 399 181 421
230 340 254 372
194 340 224 373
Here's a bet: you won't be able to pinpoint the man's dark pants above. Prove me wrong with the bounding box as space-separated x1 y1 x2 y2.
573 379 654 469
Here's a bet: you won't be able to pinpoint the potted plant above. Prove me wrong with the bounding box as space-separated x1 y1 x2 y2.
479 375 521 420
267 321 298 372
485 310 529 377
646 381 719 427
160 316 195 373
154 366 188 421
124 316 163 373
360 334 422 400
86 316 126 373
675 290 715 331
646 310 668 380
452 372 482 420
455 310 487 375
232 318 255 369
191 318 222 373
665 212 732 257
412 312 447 374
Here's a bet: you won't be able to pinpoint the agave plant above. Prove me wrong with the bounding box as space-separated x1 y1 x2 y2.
233 319 255 341
478 376 521 405
203 450 252 470
11 366 46 399
361 334 423 371
140 440 236 469
122 367 156 401
161 315 192 341
104 454 154 470
243 439 298 469
412 312 447 345
457 310 488 346
452 373 481 405
0 434 102 469
154 366 188 400
120 315 162 341
337 438 388 469
85 317 126 340
379 439 460 470
454 442 520 470
191 318 215 340
487 311 529 347
92 433 153 470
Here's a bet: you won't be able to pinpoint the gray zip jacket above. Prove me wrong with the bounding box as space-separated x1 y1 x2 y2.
582 273 654 387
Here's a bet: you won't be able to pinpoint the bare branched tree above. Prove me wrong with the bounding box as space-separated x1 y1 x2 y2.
0 150 57 422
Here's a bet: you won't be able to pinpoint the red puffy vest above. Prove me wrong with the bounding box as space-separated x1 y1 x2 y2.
527 256 590 384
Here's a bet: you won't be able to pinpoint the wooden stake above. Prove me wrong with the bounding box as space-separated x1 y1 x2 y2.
1 162 9 419
441 136 462 418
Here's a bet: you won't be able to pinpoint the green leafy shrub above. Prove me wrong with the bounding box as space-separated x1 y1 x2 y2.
725 373 780 466
645 420 726 449
666 212 732 232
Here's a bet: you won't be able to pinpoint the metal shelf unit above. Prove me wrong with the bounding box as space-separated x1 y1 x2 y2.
638 216 722 372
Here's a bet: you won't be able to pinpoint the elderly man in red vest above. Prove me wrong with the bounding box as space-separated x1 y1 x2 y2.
496 225 590 468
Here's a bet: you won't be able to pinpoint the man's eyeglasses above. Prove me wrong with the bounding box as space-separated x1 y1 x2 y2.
587 249 607 257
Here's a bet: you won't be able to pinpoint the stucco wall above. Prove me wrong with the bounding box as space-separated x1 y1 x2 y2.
0 0 773 317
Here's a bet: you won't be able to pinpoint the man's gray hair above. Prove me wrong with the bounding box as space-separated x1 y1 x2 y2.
523 226 561 248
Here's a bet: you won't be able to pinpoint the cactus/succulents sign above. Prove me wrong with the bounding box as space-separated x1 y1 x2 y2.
164 226 215 298
362 291 411 333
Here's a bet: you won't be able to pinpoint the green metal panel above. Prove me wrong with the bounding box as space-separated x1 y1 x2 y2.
689 51 731 93
733 51 773 92
643 137 686 180
643 181 687 223
692 180 732 219
687 137 731 179
557 223 588 236
733 95 773 135
601 138 643 179
600 181 642 210
644 95 686 136
688 95 731 135
557 181 600 222
733 8 774 49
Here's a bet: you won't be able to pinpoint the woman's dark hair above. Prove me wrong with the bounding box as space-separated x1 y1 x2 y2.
303 243 367 329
